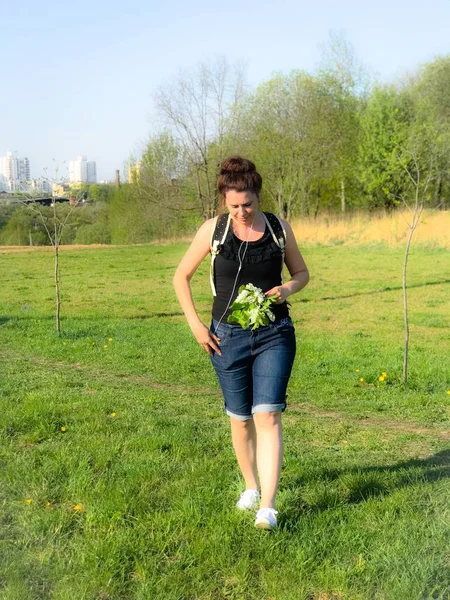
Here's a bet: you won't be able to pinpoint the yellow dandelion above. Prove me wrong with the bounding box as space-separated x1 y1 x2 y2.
61 426 67 432
104 344 108 349
359 377 364 382
382 371 387 377
378 376 385 382
108 338 113 342
45 501 51 507
356 368 360 372
111 412 117 418
73 504 84 511
25 498 33 504
447 390 450 395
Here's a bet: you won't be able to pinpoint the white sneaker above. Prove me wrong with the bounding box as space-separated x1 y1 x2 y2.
255 507 278 530
236 489 260 510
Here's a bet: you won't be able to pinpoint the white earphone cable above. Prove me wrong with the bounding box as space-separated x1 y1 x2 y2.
212 217 255 335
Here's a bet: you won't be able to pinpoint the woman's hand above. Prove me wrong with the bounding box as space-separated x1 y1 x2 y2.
192 322 222 356
265 285 289 304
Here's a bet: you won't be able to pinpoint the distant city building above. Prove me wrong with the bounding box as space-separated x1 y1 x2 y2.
69 155 87 182
86 160 97 183
19 157 30 181
128 161 142 183
30 178 51 193
69 155 97 183
0 150 30 191
52 182 71 197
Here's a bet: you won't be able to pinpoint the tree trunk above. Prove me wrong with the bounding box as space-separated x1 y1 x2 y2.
195 167 206 220
402 205 423 383
314 184 321 219
55 242 61 334
54 205 61 334
341 179 346 213
434 177 441 208
204 160 215 219
276 191 283 217
303 190 310 217
402 232 411 384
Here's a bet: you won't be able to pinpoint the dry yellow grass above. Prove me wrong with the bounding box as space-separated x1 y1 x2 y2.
291 209 450 248
1 210 448 251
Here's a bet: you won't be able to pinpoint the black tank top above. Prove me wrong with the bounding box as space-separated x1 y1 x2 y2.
212 218 289 324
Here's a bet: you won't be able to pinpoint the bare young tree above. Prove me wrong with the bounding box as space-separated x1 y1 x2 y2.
20 166 83 334
155 56 247 219
396 149 435 383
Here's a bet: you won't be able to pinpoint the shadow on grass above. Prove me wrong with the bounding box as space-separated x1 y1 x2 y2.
296 278 450 303
0 312 184 324
280 450 450 528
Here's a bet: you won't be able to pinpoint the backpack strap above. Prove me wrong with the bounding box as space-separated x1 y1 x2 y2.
210 213 231 296
209 212 285 296
262 212 286 283
262 212 286 255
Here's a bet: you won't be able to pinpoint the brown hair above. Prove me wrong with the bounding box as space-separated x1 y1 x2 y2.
217 157 262 206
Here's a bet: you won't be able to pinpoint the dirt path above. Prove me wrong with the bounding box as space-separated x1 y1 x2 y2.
0 244 113 253
2 348 449 440
288 403 450 440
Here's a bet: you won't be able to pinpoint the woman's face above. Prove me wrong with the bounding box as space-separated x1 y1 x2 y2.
224 190 259 225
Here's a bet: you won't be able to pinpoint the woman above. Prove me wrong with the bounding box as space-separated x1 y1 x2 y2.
173 157 309 530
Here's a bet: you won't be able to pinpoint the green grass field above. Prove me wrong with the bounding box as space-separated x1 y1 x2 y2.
1 242 449 600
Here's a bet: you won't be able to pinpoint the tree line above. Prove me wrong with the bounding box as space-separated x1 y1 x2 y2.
1 41 449 246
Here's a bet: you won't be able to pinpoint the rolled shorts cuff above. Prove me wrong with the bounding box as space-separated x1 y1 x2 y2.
252 403 286 414
225 403 286 420
225 408 254 421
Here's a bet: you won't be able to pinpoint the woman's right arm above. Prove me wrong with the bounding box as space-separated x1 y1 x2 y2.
172 219 221 356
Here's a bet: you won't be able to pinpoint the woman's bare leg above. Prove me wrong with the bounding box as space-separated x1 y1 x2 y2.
253 411 283 508
229 416 259 490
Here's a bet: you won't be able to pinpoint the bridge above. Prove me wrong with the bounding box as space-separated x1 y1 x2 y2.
0 195 70 206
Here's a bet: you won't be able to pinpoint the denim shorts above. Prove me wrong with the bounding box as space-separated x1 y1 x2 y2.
209 317 296 421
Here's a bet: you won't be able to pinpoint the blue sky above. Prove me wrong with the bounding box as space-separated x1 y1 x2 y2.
2 0 449 181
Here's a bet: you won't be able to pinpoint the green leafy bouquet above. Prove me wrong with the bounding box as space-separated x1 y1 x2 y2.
227 283 277 330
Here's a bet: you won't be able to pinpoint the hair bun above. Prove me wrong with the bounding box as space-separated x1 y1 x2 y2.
220 156 256 175
217 155 262 201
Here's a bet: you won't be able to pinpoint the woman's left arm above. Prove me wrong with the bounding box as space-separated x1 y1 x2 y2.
265 220 309 304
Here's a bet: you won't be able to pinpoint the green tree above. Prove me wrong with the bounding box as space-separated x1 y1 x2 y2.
359 86 414 209
110 132 196 243
88 184 115 203
73 202 111 244
0 206 44 245
238 73 305 219
317 33 368 212
407 55 450 207
238 68 362 218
